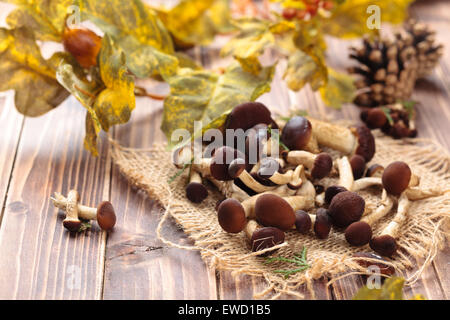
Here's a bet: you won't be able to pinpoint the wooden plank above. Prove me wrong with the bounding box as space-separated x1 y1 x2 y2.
0 98 110 299
0 94 24 220
103 82 217 300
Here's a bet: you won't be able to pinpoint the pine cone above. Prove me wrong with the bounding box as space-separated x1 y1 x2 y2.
349 20 444 108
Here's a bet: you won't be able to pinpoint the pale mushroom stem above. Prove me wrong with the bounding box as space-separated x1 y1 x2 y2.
308 118 356 154
405 187 445 200
65 190 80 221
381 193 410 237
285 150 315 168
352 177 382 191
239 170 278 192
51 193 97 220
189 170 202 184
244 220 259 240
207 178 249 202
337 156 354 190
361 190 395 226
284 195 314 211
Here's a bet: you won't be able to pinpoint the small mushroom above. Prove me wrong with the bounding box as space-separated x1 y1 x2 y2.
369 193 410 256
185 170 208 203
337 156 354 190
51 193 117 231
257 157 295 185
328 191 365 228
366 164 384 177
62 190 81 232
294 210 313 234
244 220 285 255
308 119 376 162
324 185 347 205
224 102 278 131
210 146 247 181
349 154 366 180
284 151 333 179
280 116 312 150
382 161 411 195
352 252 395 276
314 208 333 239
344 221 373 246
361 189 395 226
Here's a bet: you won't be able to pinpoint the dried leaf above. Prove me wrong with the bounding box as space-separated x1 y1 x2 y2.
323 0 415 38
5 0 72 41
283 50 327 91
0 27 69 116
157 0 233 46
56 35 135 155
161 61 275 146
319 68 356 109
221 18 294 74
353 277 423 300
76 0 178 78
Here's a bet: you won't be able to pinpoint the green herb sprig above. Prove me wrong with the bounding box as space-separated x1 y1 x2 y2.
264 247 311 278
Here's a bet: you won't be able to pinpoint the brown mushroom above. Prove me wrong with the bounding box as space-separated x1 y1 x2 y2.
294 210 312 234
352 252 395 276
217 198 248 233
308 119 375 162
382 161 411 195
366 164 384 177
349 154 366 180
185 170 208 203
62 190 81 232
280 116 312 150
345 221 373 246
284 151 333 179
324 185 347 205
244 220 285 255
51 193 117 231
314 208 333 239
254 194 296 231
224 102 278 131
328 191 365 228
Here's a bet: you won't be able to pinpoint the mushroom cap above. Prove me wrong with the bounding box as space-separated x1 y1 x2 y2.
349 154 366 180
353 252 395 276
324 185 347 205
63 220 82 233
364 108 388 129
369 235 397 257
352 125 376 162
217 199 247 233
328 191 365 228
225 102 277 131
345 221 372 246
314 208 332 239
294 210 312 234
185 182 208 203
257 157 281 178
280 116 312 150
366 164 384 177
250 227 285 255
311 153 333 179
96 201 117 231
382 161 411 195
210 146 246 181
254 194 296 231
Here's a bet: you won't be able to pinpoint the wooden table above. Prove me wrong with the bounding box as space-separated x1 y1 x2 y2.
0 0 448 299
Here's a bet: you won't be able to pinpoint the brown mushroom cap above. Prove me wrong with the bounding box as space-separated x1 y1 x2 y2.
280 116 312 150
63 220 82 233
324 185 347 205
349 154 366 180
352 125 376 162
345 221 372 246
250 227 285 255
217 199 247 233
210 146 246 181
353 252 395 276
382 161 412 195
254 194 296 231
364 108 388 129
366 164 384 177
314 208 332 239
96 201 116 231
311 153 333 179
294 210 312 234
185 182 208 203
225 102 277 131
369 235 397 257
328 191 365 228
228 158 246 178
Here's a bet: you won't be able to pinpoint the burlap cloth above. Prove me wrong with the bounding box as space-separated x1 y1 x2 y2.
109 132 450 299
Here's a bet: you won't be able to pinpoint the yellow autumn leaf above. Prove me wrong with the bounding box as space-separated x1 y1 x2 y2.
323 0 415 38
353 277 424 300
161 61 275 146
5 0 72 41
319 68 356 109
0 27 69 116
76 0 178 79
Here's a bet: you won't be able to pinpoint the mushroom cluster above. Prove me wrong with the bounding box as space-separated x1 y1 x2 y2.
173 102 444 258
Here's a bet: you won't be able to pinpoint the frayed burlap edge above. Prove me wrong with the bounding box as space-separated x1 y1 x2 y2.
109 133 450 299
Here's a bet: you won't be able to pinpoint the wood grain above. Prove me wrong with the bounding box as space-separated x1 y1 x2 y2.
0 98 110 299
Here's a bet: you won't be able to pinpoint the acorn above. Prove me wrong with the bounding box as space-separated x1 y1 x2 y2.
63 27 102 68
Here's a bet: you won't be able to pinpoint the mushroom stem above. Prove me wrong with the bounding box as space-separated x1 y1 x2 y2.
405 187 444 200
308 118 356 154
285 151 332 179
337 156 354 190
285 150 315 168
283 195 315 211
244 219 260 240
207 178 249 201
382 193 410 237
62 190 82 231
352 177 382 191
52 192 97 220
361 190 395 226
238 170 278 192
